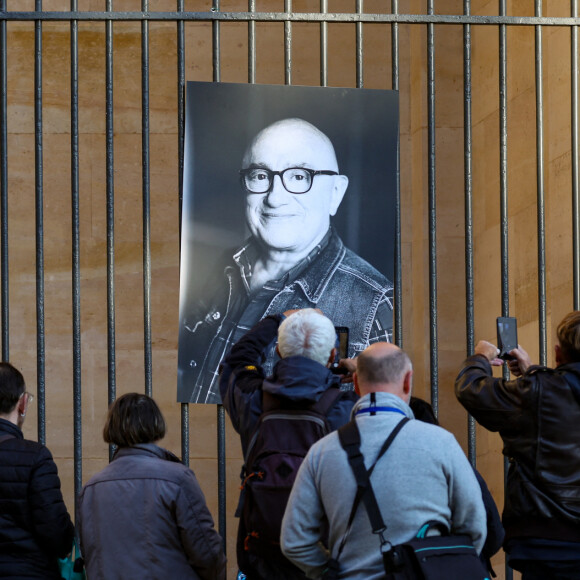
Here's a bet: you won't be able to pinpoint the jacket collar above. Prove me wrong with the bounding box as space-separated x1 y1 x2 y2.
262 355 340 403
352 392 414 420
0 417 23 439
113 443 182 464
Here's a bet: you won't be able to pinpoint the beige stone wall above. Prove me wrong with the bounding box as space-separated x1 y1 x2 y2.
3 1 578 578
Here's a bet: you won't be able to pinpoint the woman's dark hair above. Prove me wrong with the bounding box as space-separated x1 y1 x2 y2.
0 362 25 415
103 393 166 447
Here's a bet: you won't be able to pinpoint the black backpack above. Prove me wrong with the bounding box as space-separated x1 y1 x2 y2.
236 387 343 578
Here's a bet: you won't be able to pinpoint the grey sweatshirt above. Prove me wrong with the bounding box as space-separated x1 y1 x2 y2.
281 392 486 579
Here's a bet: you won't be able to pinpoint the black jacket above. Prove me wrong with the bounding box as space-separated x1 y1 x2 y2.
455 355 580 543
0 418 74 579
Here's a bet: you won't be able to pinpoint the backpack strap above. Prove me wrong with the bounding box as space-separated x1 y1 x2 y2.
333 417 410 565
0 434 15 445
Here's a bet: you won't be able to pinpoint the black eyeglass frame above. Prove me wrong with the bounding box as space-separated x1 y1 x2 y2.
239 167 339 194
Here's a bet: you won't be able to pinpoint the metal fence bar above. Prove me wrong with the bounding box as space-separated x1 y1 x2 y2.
356 0 363 88
3 11 580 26
392 0 402 348
427 1 438 417
211 0 227 547
70 0 82 504
34 0 46 446
105 0 116 463
177 0 190 467
141 0 153 397
574 1 580 310
499 3 513 576
535 0 547 366
463 0 476 466
248 0 255 84
285 0 291 85
320 0 327 87
0 0 8 361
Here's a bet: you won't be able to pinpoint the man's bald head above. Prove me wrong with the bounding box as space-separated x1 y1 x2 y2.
354 342 413 401
242 118 340 171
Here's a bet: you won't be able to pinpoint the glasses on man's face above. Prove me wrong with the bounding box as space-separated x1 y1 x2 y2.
19 391 34 403
239 167 338 194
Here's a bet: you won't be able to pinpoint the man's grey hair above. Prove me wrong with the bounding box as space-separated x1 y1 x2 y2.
357 346 412 386
278 309 336 366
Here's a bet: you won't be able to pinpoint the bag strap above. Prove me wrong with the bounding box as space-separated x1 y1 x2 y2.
333 416 410 563
0 434 15 445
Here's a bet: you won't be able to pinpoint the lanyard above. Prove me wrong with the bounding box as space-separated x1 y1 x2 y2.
354 406 406 417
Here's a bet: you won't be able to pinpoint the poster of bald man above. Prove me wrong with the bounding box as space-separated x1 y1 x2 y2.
178 82 398 404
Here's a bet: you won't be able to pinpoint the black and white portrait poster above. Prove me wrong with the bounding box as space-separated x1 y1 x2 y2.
178 82 399 404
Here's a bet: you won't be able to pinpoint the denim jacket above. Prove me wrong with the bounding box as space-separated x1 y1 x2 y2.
178 228 393 404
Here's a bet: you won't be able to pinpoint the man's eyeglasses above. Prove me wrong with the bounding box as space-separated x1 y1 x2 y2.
19 391 34 403
239 167 338 194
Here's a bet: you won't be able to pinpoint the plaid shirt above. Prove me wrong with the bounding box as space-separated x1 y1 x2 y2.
178 228 393 404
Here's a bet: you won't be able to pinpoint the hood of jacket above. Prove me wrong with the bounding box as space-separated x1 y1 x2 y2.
112 443 183 464
261 355 341 404
556 362 580 405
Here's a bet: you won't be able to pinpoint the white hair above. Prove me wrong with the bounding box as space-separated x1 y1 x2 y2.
277 309 336 366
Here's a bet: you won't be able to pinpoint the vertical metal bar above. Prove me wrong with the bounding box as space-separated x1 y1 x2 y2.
177 0 190 467
211 0 226 548
213 0 220 83
141 0 152 397
463 0 476 466
248 0 255 84
427 0 438 416
392 0 402 348
284 0 292 85
535 0 547 366
70 0 82 506
499 5 512 578
574 2 580 311
105 0 116 462
320 0 327 87
356 0 363 88
35 0 46 445
0 0 8 361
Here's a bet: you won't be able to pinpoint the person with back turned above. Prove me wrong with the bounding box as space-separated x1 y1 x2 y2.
0 362 74 578
455 311 580 579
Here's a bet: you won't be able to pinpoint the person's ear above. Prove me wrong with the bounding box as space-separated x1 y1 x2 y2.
276 344 281 358
329 175 349 216
353 372 361 396
326 347 337 368
555 343 564 365
402 370 413 401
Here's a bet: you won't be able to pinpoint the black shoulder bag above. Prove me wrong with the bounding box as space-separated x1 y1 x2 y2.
325 417 489 580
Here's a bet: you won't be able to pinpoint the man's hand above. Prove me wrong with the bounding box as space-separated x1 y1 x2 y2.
337 358 357 383
506 345 532 377
474 340 504 366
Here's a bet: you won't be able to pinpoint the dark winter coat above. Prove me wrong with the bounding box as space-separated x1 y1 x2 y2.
0 418 74 579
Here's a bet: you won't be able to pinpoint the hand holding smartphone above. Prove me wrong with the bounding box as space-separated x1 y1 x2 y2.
330 326 349 374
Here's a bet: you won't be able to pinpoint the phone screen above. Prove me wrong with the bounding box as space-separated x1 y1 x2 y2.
331 327 349 374
497 317 518 360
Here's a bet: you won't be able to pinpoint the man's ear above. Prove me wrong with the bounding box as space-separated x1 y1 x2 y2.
555 343 564 366
326 347 337 368
353 372 361 397
329 175 349 216
276 344 281 358
402 370 413 401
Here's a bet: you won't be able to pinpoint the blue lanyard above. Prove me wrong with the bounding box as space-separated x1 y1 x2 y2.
355 406 406 417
